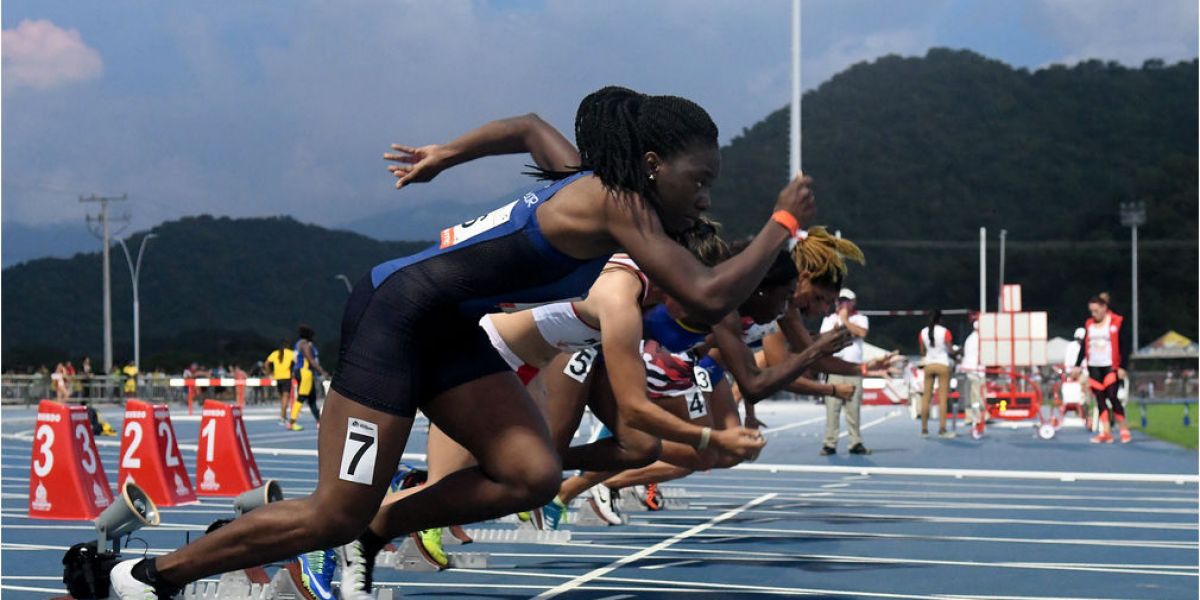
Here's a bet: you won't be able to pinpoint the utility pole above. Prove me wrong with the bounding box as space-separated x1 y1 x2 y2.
82 194 128 375
1120 202 1146 352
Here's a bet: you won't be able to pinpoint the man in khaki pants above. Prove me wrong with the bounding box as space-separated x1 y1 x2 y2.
819 289 871 455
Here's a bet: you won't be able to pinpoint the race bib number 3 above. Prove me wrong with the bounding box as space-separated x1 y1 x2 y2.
339 418 379 485
563 348 598 383
439 201 515 248
686 388 707 419
693 366 713 393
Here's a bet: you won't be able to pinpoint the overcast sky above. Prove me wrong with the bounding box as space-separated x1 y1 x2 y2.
3 0 1196 233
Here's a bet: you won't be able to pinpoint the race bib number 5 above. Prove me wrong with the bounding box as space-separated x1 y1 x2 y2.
439 202 515 248
563 348 598 383
339 418 379 485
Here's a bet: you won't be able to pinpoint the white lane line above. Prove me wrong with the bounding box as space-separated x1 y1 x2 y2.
629 522 1198 550
821 483 850 489
761 416 825 435
839 410 901 438
726 509 1198 530
557 541 1197 577
733 462 1199 484
640 559 702 570
0 432 427 462
533 492 777 598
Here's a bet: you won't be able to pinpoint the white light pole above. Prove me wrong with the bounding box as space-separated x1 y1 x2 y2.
1120 202 1146 351
117 233 157 372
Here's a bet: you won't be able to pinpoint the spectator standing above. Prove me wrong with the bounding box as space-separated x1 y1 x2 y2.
288 325 328 431
818 289 871 455
265 341 297 425
956 313 985 436
919 310 955 438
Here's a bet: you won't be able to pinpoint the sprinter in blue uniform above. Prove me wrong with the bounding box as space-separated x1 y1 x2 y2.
111 86 819 599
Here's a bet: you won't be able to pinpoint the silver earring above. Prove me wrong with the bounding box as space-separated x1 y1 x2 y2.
648 173 656 181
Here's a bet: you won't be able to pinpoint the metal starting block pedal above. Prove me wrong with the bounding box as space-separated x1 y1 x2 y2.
614 496 689 512
377 536 490 572
182 564 396 600
571 505 631 526
446 527 572 545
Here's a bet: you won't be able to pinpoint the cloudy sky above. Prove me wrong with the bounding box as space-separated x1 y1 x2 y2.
3 0 1196 234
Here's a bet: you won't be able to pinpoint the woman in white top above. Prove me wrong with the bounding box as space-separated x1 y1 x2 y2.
918 309 954 438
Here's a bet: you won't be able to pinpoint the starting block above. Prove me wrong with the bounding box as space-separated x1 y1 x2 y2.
449 527 571 545
571 503 631 526
377 536 489 571
181 564 397 600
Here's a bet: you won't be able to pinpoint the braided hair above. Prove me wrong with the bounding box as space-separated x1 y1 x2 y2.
533 86 718 215
791 227 865 289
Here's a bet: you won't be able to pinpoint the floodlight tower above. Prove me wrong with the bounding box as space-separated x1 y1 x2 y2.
1120 202 1146 351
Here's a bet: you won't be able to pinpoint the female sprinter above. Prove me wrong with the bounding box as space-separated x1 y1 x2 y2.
1073 292 1130 443
111 86 818 599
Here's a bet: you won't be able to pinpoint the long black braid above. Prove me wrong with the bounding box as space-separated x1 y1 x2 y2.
530 86 718 215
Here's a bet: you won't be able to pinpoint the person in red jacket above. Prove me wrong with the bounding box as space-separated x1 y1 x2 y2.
1073 292 1131 443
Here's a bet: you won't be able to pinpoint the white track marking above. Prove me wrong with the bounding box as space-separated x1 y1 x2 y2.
733 462 1198 484
839 410 901 437
533 492 777 598
761 416 825 435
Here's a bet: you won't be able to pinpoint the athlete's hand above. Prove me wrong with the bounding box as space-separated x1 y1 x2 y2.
833 383 856 402
813 327 854 357
773 172 816 228
385 144 450 189
711 427 766 459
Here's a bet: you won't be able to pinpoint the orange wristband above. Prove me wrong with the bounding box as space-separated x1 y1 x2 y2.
771 210 800 237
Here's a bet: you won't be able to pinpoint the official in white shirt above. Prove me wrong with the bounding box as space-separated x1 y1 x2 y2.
818 289 871 455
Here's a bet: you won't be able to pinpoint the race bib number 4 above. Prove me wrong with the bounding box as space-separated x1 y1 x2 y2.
439 201 516 248
686 388 707 419
339 418 379 485
563 348 598 383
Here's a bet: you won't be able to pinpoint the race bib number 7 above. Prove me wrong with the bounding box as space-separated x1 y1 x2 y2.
339 418 379 485
440 201 516 248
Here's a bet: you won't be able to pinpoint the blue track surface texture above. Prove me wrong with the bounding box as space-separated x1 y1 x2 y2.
2 401 1196 599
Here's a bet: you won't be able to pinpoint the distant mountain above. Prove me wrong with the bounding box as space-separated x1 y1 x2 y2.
2 215 426 369
3 49 1196 367
710 49 1197 350
2 220 101 267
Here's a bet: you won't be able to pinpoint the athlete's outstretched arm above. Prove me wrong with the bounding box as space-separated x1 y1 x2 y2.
712 315 851 403
385 113 579 188
612 176 815 325
588 274 764 459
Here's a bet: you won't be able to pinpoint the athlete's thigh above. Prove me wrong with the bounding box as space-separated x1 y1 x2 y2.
422 371 557 476
541 351 596 452
312 390 413 518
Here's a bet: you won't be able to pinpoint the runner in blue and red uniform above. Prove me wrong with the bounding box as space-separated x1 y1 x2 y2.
111 86 820 599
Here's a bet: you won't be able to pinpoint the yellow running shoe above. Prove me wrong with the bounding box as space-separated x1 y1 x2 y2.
410 528 448 569
289 422 304 431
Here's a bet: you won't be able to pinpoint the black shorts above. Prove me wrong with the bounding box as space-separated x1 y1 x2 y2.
275 378 292 394
331 273 510 418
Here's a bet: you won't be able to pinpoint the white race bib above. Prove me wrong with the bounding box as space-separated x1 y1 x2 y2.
563 348 598 383
439 201 515 249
